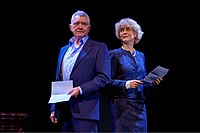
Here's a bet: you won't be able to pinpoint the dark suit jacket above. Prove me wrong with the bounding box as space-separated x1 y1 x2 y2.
50 39 111 121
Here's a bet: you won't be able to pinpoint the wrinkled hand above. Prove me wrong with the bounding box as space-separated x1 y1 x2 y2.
129 80 143 88
152 77 162 86
67 87 80 97
50 112 57 123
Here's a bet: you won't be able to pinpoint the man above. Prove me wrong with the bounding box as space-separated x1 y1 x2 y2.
49 10 111 132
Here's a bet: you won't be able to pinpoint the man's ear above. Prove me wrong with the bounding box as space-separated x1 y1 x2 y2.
69 24 74 31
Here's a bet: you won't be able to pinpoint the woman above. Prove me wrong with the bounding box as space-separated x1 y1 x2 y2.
109 18 162 132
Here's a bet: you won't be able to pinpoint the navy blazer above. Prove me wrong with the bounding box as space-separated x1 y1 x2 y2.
50 39 111 121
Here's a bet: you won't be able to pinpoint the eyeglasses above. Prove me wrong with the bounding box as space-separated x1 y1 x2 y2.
72 22 89 27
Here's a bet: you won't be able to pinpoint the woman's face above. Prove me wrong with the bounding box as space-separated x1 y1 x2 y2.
119 25 135 43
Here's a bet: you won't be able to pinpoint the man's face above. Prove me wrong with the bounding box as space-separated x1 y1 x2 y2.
69 16 91 39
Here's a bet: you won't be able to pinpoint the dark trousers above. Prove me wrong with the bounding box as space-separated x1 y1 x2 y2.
61 116 98 133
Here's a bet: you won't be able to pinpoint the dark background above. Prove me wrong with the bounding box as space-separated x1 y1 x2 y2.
1 0 199 132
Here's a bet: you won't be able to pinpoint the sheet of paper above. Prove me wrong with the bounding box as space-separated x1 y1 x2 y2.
143 66 169 83
48 80 73 103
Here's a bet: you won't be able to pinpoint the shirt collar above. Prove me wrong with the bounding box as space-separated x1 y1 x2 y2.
69 35 89 46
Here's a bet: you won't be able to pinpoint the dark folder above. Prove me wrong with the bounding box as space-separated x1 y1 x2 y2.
143 66 169 83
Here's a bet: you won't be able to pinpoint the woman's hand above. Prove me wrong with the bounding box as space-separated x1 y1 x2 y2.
152 77 162 86
129 80 143 88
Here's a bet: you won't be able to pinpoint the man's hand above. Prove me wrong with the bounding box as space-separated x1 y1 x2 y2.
50 112 57 123
67 87 80 97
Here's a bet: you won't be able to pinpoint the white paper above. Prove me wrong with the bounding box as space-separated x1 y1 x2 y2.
48 80 73 103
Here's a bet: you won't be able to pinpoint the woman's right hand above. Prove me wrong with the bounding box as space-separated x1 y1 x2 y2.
129 79 143 88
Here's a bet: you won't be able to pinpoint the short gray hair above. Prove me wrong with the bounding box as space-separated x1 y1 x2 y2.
115 18 144 44
71 10 90 25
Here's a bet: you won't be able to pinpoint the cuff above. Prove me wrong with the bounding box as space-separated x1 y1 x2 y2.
78 86 83 95
125 80 131 89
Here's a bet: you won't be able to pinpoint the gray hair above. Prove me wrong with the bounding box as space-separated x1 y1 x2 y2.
71 10 90 25
115 18 144 44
